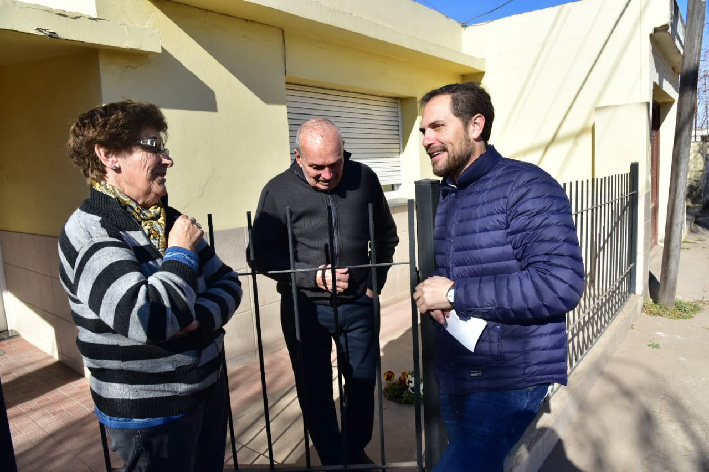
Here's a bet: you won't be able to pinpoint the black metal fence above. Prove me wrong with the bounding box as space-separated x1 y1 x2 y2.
224 163 640 471
218 163 641 472
236 201 423 471
92 163 641 472
564 163 639 374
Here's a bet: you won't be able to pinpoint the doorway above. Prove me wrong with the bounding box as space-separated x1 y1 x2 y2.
650 102 660 246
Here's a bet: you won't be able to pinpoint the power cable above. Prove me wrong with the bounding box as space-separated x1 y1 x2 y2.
463 0 515 25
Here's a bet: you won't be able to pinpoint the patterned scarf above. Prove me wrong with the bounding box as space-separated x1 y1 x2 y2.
93 181 168 255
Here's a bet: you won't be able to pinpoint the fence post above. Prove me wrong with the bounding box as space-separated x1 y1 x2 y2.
414 179 447 470
0 379 17 472
629 162 640 294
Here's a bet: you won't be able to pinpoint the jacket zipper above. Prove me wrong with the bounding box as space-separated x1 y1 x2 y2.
446 187 458 272
327 193 340 265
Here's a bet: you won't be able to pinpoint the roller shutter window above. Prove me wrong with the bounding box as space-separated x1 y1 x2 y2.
286 83 402 187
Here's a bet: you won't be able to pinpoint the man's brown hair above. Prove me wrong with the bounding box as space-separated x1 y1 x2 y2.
420 82 495 142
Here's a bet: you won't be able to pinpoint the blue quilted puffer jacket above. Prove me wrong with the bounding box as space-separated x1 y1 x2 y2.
432 145 584 394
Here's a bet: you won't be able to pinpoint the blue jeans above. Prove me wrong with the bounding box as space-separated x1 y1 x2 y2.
433 384 550 472
281 293 377 465
104 372 228 472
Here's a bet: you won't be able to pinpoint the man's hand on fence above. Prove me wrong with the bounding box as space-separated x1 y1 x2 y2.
316 265 350 293
413 276 454 324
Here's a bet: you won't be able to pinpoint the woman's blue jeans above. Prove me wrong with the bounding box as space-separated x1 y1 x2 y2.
433 384 550 472
104 371 229 472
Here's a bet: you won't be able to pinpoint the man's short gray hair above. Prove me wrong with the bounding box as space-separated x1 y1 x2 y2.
295 118 344 154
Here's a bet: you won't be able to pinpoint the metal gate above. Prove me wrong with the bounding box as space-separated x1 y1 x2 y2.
235 200 424 471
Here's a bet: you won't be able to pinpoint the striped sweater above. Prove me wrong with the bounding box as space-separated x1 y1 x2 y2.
59 189 242 419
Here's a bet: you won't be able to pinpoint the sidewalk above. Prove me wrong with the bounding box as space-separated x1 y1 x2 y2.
1 297 421 471
540 211 709 471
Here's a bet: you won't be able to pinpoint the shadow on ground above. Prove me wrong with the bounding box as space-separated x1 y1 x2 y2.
540 325 709 471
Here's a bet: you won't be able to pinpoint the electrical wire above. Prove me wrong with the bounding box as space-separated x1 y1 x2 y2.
463 0 515 25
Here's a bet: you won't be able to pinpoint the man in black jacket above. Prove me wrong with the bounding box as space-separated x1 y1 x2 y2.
250 118 398 466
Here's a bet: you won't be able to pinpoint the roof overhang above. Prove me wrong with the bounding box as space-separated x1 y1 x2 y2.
650 24 684 74
0 0 160 66
169 0 485 75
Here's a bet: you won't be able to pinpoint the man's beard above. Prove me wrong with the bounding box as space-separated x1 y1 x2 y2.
431 134 474 178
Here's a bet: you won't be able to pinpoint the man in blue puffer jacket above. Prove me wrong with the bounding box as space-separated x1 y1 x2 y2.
413 82 584 472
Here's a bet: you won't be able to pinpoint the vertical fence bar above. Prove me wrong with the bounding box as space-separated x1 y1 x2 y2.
587 177 594 348
326 203 348 466
613 174 621 310
573 180 581 366
608 176 614 319
207 214 215 249
564 181 572 367
414 179 446 470
98 423 111 472
624 171 631 294
246 212 274 470
570 181 577 366
609 175 618 317
0 380 17 472
618 174 630 297
598 177 609 328
367 203 387 467
619 173 625 297
208 214 239 472
608 176 613 312
629 162 640 294
408 199 424 472
284 208 311 468
582 179 590 355
594 177 601 333
591 177 597 338
574 179 581 367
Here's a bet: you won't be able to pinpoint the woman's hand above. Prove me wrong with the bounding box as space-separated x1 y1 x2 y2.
174 320 200 336
168 215 204 252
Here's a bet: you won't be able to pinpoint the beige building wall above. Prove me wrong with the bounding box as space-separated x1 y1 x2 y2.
0 51 102 372
462 0 681 294
0 52 99 235
0 0 476 372
93 0 468 225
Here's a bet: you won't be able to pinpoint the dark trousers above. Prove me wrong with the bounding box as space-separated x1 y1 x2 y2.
434 384 550 472
105 371 229 472
281 293 378 465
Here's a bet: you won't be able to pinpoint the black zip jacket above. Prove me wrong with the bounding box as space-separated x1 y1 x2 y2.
249 153 398 305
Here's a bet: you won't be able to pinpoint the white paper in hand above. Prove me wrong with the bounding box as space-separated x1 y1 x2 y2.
444 309 487 353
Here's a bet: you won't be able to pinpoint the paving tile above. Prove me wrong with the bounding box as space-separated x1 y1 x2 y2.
229 443 271 467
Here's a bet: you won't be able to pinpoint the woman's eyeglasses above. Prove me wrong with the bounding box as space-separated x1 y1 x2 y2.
136 138 170 157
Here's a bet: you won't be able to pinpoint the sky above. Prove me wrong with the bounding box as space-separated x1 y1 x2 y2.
414 0 689 25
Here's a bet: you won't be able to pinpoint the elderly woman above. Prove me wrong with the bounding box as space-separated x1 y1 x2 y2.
59 100 242 471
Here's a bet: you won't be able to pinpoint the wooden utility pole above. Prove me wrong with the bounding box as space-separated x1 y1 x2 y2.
658 0 706 306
